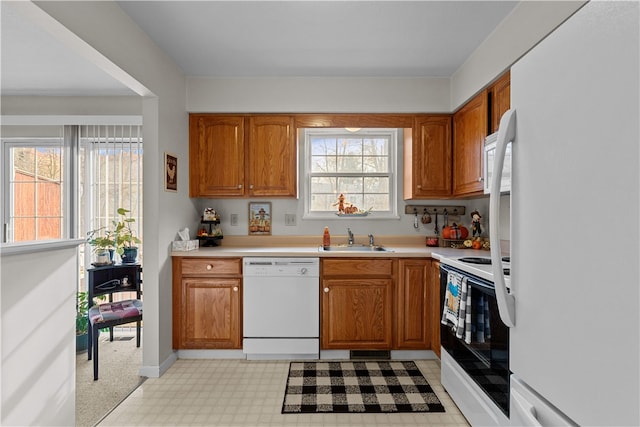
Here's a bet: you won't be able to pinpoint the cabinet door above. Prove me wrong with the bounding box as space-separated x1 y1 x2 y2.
321 278 393 349
490 71 511 134
180 278 241 349
430 261 441 358
189 115 245 197
404 115 452 199
396 259 430 349
247 115 297 197
453 91 488 196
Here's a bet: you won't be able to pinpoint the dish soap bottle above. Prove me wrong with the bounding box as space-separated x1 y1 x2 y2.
323 227 331 247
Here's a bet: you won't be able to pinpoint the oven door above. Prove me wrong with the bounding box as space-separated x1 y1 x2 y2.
440 264 510 416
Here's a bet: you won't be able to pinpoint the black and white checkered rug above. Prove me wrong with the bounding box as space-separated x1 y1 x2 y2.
281 360 445 413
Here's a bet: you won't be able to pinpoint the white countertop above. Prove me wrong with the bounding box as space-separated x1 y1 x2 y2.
171 236 505 282
171 245 489 259
172 243 490 262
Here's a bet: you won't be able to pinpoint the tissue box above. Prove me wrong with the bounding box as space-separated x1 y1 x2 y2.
172 240 199 251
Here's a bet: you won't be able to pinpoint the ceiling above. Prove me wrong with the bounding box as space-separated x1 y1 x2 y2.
1 1 518 97
0 2 137 96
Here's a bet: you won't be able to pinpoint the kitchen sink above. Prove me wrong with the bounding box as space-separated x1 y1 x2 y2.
319 245 393 252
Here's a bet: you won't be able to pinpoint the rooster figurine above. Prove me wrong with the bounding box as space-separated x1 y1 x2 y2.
166 161 176 185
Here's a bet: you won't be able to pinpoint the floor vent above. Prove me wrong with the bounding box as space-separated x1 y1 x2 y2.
349 350 390 360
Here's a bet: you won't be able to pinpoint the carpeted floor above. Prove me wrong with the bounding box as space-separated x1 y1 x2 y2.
282 360 445 414
76 331 145 427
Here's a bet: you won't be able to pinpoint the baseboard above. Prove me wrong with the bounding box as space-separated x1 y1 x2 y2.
138 351 178 378
177 349 245 359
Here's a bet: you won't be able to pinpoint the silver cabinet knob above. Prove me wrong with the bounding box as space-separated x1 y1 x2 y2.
233 286 238 292
323 287 330 293
237 184 243 189
478 177 484 182
206 264 213 270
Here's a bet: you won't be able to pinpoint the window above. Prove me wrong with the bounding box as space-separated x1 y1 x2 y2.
2 125 143 247
79 125 143 292
80 125 143 254
305 128 397 218
2 128 70 242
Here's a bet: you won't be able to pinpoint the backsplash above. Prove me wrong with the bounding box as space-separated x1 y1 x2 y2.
192 196 504 243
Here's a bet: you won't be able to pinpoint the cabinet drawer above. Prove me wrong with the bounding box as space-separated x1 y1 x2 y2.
322 258 393 276
181 258 242 276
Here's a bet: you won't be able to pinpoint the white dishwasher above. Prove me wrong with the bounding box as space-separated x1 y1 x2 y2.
243 257 319 360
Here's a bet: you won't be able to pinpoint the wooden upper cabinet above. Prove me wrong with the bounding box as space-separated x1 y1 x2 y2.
189 114 297 198
189 115 245 197
247 115 297 197
404 115 452 199
453 90 488 196
489 71 511 134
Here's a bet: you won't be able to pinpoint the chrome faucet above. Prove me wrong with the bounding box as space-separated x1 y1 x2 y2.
368 234 375 246
347 228 354 246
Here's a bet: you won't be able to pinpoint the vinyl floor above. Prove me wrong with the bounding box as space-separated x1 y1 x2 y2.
99 358 470 426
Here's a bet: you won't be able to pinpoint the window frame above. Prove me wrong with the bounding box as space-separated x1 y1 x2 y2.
1 133 75 242
303 127 398 220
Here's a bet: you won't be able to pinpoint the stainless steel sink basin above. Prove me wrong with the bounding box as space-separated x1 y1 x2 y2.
319 245 393 252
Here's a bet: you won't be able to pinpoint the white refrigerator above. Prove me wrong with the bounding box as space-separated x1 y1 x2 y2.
489 1 639 426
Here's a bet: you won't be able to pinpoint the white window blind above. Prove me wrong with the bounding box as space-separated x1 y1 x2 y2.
80 125 143 268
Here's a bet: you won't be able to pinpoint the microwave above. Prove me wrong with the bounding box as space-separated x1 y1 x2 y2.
483 132 511 194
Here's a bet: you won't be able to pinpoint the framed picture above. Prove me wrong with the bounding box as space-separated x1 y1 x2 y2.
164 152 178 192
248 202 271 235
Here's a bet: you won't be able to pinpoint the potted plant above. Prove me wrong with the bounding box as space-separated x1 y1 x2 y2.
76 291 105 352
86 227 116 265
76 291 90 352
113 208 141 264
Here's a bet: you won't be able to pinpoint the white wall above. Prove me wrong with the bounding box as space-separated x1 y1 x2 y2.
187 77 451 113
1 96 142 116
21 0 196 378
1 243 80 426
450 1 585 109
186 2 584 115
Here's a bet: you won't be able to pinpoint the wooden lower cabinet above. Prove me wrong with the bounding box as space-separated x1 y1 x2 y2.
321 257 439 352
321 259 394 349
430 260 442 358
396 259 431 349
173 257 242 349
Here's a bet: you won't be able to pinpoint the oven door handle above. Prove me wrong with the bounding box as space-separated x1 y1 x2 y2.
490 109 516 327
